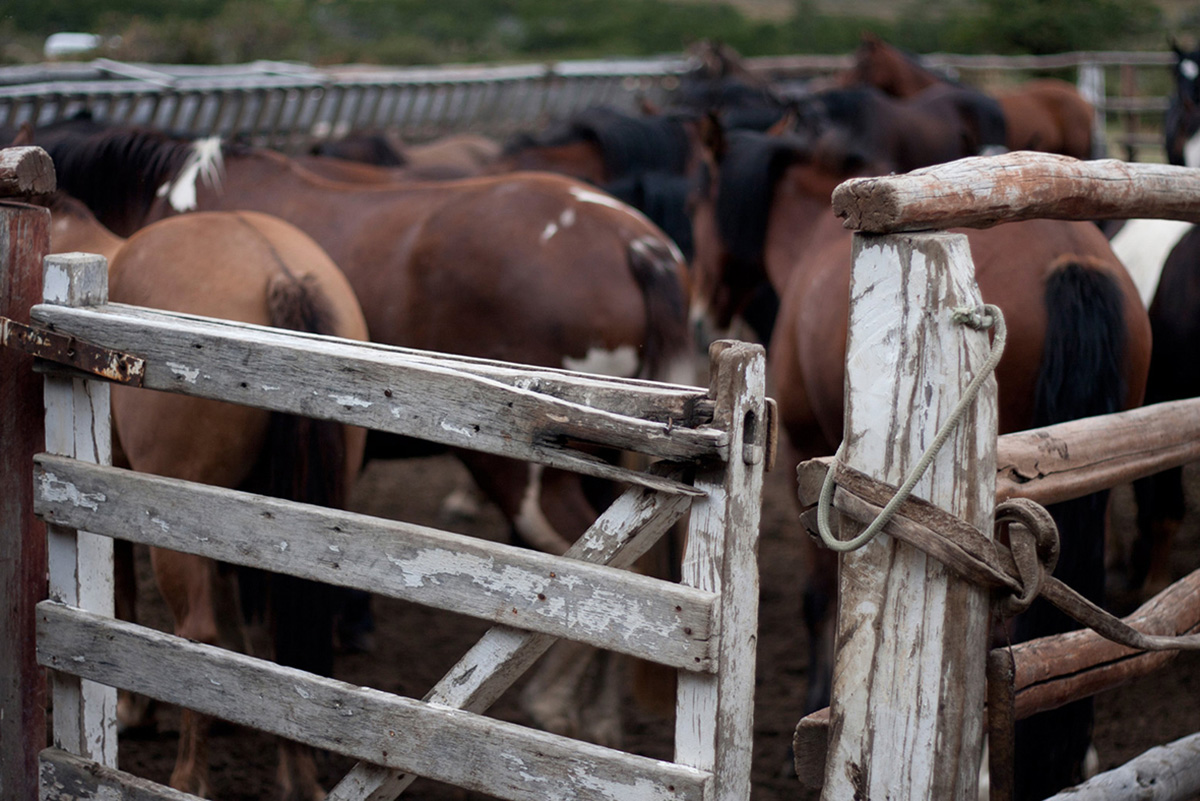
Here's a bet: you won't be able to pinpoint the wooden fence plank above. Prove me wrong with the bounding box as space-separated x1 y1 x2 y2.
798 397 1200 509
36 603 711 801
994 397 1200 505
48 302 711 421
1043 732 1200 801
40 253 117 768
33 454 716 671
0 199 50 801
832 153 1200 233
29 303 725 485
329 468 694 800
40 748 197 801
822 232 996 801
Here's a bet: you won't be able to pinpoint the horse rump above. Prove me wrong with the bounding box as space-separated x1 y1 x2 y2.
1013 260 1128 801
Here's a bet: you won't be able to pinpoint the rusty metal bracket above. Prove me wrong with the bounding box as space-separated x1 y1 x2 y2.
0 316 145 386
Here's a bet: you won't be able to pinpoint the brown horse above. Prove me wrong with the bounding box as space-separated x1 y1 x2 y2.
842 33 1095 159
39 122 694 744
689 127 1151 801
47 194 369 800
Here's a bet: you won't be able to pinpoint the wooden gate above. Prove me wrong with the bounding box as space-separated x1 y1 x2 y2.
1 148 772 800
793 152 1200 801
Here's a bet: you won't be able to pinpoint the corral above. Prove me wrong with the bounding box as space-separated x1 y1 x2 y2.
2 45 1200 801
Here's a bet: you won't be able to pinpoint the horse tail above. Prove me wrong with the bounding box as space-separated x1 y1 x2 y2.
628 235 693 383
1014 260 1128 801
247 272 349 679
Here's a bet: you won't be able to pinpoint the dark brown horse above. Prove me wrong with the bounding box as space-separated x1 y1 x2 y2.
788 83 1007 173
842 33 1095 159
493 105 701 187
689 127 1151 801
48 194 369 800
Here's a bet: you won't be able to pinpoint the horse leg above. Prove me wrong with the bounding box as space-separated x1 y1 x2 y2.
113 539 158 734
276 739 326 801
1131 466 1184 596
519 639 595 739
455 451 576 554
149 547 220 797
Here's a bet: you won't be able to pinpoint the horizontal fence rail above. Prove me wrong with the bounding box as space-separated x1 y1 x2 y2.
0 50 1178 157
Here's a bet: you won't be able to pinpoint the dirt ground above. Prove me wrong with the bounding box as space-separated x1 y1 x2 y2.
113 450 1200 800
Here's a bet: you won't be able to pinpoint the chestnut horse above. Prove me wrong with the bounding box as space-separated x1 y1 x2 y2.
38 121 694 745
842 33 1095 159
47 194 369 800
689 128 1151 801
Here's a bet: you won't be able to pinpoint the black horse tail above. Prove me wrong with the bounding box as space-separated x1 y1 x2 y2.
242 273 348 680
1013 260 1128 801
628 235 693 383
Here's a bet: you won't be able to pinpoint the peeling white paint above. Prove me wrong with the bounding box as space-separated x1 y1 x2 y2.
329 545 341 553
261 385 280 392
295 685 312 699
208 678 222 687
278 541 289 552
39 471 105 511
72 655 86 663
166 362 200 384
331 394 372 408
440 420 475 438
42 263 71 304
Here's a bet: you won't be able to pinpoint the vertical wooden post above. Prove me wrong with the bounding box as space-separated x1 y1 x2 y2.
41 253 118 767
821 233 997 800
1076 61 1107 159
676 340 767 801
0 201 50 801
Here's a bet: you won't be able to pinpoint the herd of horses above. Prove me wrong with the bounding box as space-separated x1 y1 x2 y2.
8 35 1200 801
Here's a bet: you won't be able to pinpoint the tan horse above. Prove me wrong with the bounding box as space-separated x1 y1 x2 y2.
689 127 1151 801
49 195 369 800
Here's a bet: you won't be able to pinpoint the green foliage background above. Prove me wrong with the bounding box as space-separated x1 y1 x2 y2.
0 0 1176 66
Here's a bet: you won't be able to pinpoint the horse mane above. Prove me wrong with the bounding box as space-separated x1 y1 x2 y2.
713 129 810 272
505 106 694 178
37 123 197 236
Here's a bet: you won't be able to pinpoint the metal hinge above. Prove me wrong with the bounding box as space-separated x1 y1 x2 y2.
0 316 145 386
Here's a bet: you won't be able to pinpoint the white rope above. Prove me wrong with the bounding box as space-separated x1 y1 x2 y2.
816 304 1006 552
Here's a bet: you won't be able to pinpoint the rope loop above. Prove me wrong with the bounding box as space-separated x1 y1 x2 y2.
994 498 1060 617
816 304 1006 552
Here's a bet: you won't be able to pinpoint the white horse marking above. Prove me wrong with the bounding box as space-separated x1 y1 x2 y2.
1181 59 1199 81
156 137 224 213
1110 218 1194 308
563 345 639 377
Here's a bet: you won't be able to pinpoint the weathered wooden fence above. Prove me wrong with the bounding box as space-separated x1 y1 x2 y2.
790 151 1200 801
0 50 1177 158
0 146 773 799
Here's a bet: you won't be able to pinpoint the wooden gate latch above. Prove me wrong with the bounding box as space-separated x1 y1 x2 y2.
0 316 145 386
